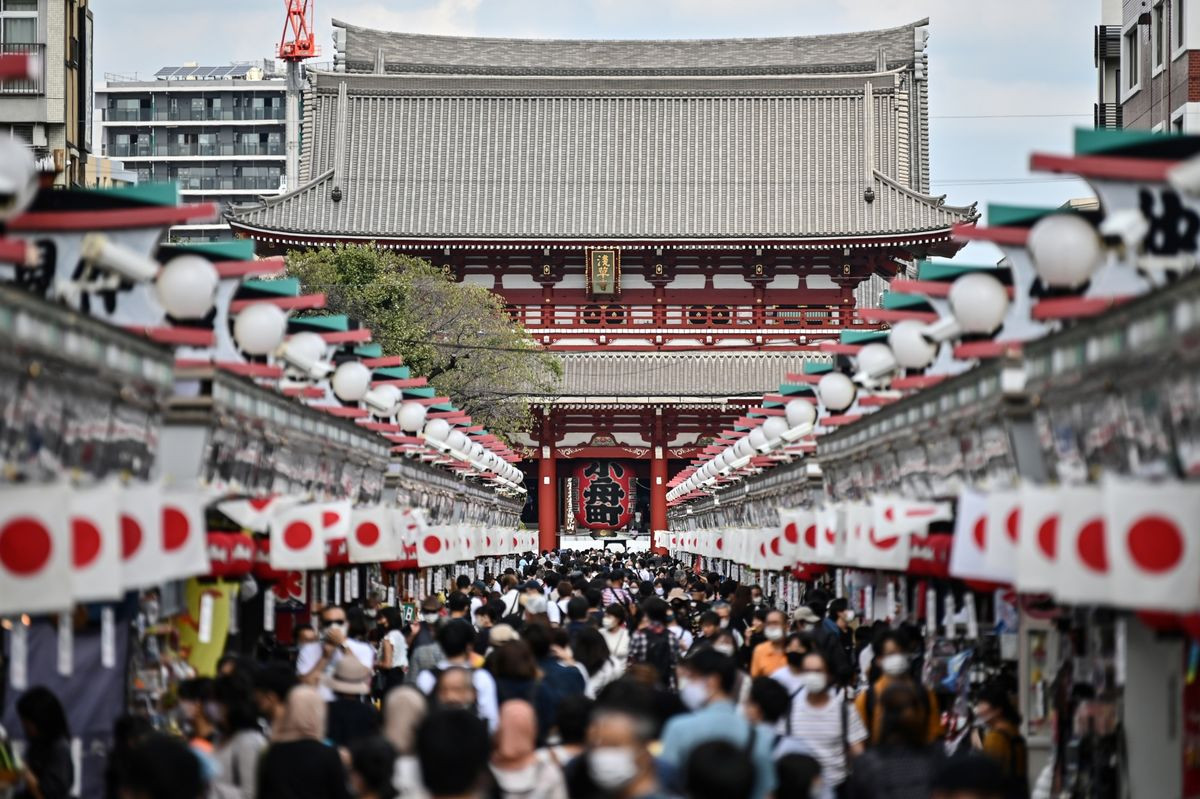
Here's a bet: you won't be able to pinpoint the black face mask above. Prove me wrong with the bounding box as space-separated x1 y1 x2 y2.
786 651 806 669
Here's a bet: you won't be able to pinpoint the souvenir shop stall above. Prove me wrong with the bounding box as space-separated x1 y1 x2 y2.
0 116 526 795
663 128 1200 798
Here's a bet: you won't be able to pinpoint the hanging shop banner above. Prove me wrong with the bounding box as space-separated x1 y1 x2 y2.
177 579 237 677
573 460 635 531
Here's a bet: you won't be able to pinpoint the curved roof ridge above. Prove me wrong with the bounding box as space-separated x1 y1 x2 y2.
872 170 978 217
331 17 929 49
226 169 334 219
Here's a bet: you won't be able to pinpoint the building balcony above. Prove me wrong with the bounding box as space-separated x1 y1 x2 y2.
104 108 285 123
1095 25 1121 63
1095 102 1122 129
0 43 44 95
172 176 283 191
109 143 284 158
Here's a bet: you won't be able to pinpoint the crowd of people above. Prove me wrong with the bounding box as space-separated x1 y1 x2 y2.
6 549 1033 799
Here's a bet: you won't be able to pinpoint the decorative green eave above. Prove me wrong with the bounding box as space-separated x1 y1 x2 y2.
432 402 456 411
804 362 834 375
354 343 383 358
171 239 257 261
1074 126 1169 156
373 366 411 379
841 330 888 345
403 386 436 398
89 181 179 207
917 261 1008 282
243 277 300 297
779 382 814 396
881 292 932 310
987 204 1063 228
762 398 785 409
291 314 348 332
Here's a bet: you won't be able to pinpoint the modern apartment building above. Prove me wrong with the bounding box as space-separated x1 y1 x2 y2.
1112 0 1200 131
0 0 93 186
95 61 286 242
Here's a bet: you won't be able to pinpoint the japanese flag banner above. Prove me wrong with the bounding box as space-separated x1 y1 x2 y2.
390 509 419 565
217 495 299 532
348 506 395 564
268 502 327 570
1015 484 1061 594
859 496 914 572
418 525 451 568
160 488 212 581
69 480 123 602
782 508 819 566
1052 485 1112 606
1103 477 1200 612
948 487 1009 583
120 481 168 590
318 500 352 541
0 483 73 616
983 489 1022 582
813 505 842 564
873 496 953 534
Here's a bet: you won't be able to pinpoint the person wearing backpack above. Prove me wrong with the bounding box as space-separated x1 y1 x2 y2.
854 630 942 746
971 683 1029 799
627 597 680 691
777 650 867 797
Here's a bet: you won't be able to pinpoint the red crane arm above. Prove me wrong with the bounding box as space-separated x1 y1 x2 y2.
278 0 318 60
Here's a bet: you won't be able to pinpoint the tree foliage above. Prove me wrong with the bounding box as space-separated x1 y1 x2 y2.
287 244 561 442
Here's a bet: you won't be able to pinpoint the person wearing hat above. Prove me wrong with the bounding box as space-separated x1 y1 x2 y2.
325 654 380 748
792 606 821 632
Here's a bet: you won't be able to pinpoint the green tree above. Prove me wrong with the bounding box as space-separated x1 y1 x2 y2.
286 244 561 441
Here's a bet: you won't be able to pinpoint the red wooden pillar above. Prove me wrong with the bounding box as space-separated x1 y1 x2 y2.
650 410 668 553
537 414 557 552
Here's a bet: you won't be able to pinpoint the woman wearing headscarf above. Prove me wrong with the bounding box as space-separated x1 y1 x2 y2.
257 686 350 799
384 687 429 799
488 701 568 799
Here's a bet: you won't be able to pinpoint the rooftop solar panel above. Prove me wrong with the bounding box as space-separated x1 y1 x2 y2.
212 66 231 77
194 67 217 78
154 67 177 77
229 64 252 77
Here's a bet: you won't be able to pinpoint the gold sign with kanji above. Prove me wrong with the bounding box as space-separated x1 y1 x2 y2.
586 248 620 297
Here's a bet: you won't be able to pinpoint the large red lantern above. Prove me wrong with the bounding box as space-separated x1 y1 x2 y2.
573 460 635 531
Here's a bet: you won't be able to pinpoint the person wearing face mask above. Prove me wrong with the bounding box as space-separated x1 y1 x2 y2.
659 649 777 799
749 610 790 678
665 609 694 656
970 682 1027 791
416 620 500 733
811 599 855 689
566 708 667 799
846 681 943 799
298 605 376 701
405 597 446 688
600 605 631 671
854 630 942 746
769 632 812 697
778 651 867 796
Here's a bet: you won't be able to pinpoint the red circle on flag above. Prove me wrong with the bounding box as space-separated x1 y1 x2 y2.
825 528 836 544
770 537 782 556
249 497 274 510
759 543 767 557
162 507 190 552
716 537 724 550
1127 515 1184 573
121 515 143 559
423 535 441 554
972 517 987 550
1005 509 1020 543
0 518 52 575
1037 516 1057 559
356 522 380 547
283 521 313 550
1077 519 1108 572
72 518 102 568
322 511 341 528
783 523 799 544
804 525 818 549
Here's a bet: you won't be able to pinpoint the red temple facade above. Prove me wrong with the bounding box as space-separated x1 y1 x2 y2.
227 17 975 549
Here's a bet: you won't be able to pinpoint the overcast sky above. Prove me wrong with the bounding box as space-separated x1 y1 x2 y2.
96 0 1098 244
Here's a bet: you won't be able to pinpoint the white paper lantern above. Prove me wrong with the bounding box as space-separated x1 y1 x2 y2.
331 361 372 402
949 272 1009 334
155 255 219 320
448 431 469 453
233 303 289 355
888 320 938 370
424 418 451 442
818 372 857 412
398 402 428 433
785 398 817 428
1027 213 1105 289
748 427 769 450
366 384 402 418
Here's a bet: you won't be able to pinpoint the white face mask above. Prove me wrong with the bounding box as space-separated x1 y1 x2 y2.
843 610 856 623
602 616 619 630
799 672 828 694
422 613 439 624
713 643 736 657
655 587 665 596
764 626 784 642
679 678 711 710
588 746 639 790
881 653 909 676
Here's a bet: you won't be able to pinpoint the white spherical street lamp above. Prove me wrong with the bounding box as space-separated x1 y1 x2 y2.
785 398 817 429
948 272 1009 334
423 418 451 442
331 361 373 402
233 303 289 355
1027 213 1105 289
155 255 219 320
398 401 428 433
888 320 938 369
817 372 857 412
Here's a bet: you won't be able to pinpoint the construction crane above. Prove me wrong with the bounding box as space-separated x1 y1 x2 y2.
276 0 318 191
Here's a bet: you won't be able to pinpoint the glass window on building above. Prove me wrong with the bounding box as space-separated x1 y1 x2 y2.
1 0 37 45
1154 2 1165 68
1125 27 1139 89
